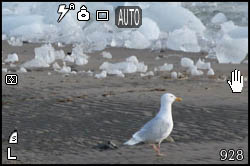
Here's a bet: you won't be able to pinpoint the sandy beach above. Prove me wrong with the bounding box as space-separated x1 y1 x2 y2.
2 41 248 164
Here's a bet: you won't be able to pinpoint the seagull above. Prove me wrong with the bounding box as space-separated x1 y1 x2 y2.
124 93 182 156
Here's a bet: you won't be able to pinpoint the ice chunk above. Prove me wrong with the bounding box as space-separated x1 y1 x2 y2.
71 44 89 65
7 37 23 46
100 56 147 74
205 53 217 60
195 58 211 70
80 21 112 52
138 17 160 41
100 62 137 74
167 26 201 52
211 13 227 24
58 62 71 73
126 56 139 64
171 71 178 79
71 44 87 58
215 35 248 64
227 26 248 39
71 71 77 74
140 71 154 77
141 3 205 34
220 21 237 34
136 62 148 73
101 51 112 59
95 71 107 79
221 21 248 39
111 30 132 48
75 55 88 66
152 40 162 52
52 62 61 70
22 58 50 68
126 56 147 72
2 34 7 40
155 56 161 60
18 67 27 73
80 70 94 76
2 68 8 72
189 66 203 76
182 57 204 76
10 63 16 67
177 72 184 78
5 53 19 63
86 70 94 76
34 44 56 64
124 31 151 49
54 50 65 60
57 42 64 47
181 57 194 68
154 63 173 71
99 62 111 70
106 69 125 77
64 55 75 63
207 68 215 75
29 44 65 69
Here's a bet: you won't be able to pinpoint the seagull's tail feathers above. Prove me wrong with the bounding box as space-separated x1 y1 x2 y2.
124 137 141 145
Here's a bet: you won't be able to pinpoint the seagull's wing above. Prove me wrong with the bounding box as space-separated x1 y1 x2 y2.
124 116 171 145
135 117 170 142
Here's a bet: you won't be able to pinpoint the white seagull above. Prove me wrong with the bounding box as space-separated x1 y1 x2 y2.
124 93 182 156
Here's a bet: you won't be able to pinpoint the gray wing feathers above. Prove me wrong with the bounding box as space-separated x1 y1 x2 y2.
133 117 171 142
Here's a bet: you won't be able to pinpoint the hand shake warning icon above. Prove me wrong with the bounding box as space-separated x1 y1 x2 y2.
227 69 244 93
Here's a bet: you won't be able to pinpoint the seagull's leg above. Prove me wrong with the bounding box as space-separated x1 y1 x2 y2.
151 144 164 156
151 144 160 154
157 143 165 156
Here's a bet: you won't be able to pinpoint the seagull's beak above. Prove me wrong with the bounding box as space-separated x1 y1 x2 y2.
175 97 182 102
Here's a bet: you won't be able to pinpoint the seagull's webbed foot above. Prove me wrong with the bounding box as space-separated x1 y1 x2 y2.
157 153 165 156
151 144 165 156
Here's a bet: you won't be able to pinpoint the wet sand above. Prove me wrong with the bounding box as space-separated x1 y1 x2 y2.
2 41 248 164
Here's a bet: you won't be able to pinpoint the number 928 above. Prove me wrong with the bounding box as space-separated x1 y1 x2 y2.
220 149 244 161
